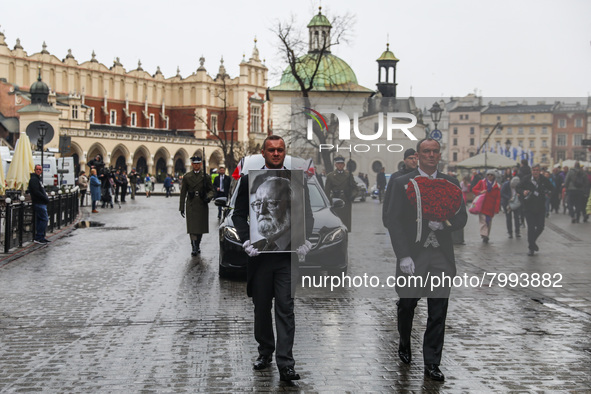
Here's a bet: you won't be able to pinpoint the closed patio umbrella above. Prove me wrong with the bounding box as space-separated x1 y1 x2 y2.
6 132 35 191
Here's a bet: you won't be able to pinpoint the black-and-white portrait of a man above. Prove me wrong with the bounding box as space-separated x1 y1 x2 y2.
248 170 305 252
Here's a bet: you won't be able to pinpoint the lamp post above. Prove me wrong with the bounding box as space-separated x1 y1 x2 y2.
37 123 47 182
428 102 443 138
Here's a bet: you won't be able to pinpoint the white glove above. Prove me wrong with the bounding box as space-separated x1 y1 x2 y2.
243 240 260 257
399 257 415 275
428 221 444 231
296 240 312 259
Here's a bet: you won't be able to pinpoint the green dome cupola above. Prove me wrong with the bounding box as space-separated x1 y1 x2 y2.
308 7 332 53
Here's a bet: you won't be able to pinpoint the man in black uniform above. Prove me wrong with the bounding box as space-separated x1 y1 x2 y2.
324 156 357 231
382 148 417 227
179 156 215 256
233 135 313 382
384 138 467 382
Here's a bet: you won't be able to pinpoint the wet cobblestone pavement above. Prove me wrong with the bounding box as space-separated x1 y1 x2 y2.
0 196 590 392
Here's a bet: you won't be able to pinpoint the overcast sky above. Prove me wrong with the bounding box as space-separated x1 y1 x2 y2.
2 0 590 99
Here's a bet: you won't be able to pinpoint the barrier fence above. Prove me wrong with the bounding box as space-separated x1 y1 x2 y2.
1 190 79 253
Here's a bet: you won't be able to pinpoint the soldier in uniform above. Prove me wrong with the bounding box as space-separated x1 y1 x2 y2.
324 156 357 231
179 156 215 256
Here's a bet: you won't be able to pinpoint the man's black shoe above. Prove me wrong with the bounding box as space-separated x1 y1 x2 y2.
253 355 272 370
398 344 411 364
533 243 539 252
42 238 51 243
424 364 445 381
516 233 521 238
527 249 535 256
33 239 48 245
279 366 300 381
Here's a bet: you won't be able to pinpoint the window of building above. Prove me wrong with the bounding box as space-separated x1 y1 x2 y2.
453 138 458 146
518 127 524 135
497 116 501 121
211 115 218 132
469 152 475 157
72 105 78 119
496 128 501 135
251 104 261 133
518 140 523 148
470 127 475 135
573 134 583 146
575 151 587 160
542 140 547 148
541 154 547 163
453 152 458 161
542 127 548 134
459 114 463 120
110 109 116 125
453 127 458 135
469 138 474 146
556 134 567 146
529 140 535 148
557 151 566 160
507 127 513 135
529 127 535 134
484 127 489 135
131 112 137 127
149 114 155 128
558 119 566 128
531 115 535 120
89 108 94 123
575 118 583 128
465 114 469 120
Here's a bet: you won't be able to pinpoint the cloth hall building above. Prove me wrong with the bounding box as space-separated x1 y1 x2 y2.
0 30 268 179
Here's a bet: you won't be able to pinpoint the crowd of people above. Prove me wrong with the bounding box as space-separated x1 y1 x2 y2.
463 159 590 256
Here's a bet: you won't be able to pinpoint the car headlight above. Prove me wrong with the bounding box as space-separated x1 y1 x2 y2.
322 227 346 244
223 227 241 242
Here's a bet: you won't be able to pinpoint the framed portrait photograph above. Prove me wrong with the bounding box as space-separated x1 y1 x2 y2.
248 169 305 253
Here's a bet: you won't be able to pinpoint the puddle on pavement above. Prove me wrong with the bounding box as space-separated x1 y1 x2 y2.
75 221 133 231
75 221 105 228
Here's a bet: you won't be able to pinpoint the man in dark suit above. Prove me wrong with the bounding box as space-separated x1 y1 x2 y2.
516 163 554 256
213 165 231 219
384 138 467 382
233 135 313 382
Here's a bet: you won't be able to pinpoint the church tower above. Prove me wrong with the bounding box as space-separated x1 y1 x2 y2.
376 43 399 97
307 7 332 53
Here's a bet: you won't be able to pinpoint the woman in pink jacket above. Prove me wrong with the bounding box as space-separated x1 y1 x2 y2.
472 169 501 243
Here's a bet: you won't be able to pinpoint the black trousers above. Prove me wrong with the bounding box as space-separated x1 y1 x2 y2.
568 190 585 220
524 210 545 250
505 208 521 235
250 254 295 370
396 246 454 366
398 297 449 365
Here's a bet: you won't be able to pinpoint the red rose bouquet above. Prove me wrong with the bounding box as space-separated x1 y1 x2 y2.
405 176 463 222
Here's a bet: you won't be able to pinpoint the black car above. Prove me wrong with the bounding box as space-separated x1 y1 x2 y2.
216 155 348 278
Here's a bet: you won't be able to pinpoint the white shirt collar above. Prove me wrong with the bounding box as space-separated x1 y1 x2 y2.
418 167 438 178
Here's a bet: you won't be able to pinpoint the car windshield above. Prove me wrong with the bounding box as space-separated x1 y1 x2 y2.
308 182 327 210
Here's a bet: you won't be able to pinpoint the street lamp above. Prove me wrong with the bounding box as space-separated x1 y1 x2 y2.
38 123 47 179
428 102 443 136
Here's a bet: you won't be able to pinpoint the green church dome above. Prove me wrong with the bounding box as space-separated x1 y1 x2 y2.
272 52 366 92
307 9 332 28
